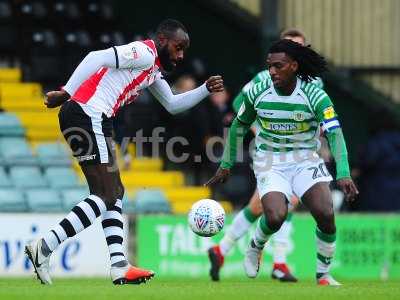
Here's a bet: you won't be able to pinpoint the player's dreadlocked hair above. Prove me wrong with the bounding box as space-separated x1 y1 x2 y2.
269 39 327 82
156 19 188 38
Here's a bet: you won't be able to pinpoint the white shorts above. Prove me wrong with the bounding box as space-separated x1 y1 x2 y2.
253 151 332 201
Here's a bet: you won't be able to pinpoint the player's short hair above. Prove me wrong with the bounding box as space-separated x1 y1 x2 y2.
280 28 306 42
269 39 327 82
156 19 188 38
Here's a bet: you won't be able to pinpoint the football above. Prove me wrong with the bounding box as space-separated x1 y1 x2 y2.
188 199 225 237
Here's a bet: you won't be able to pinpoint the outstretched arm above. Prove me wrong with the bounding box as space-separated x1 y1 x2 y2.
325 127 350 179
325 128 358 201
148 75 223 115
316 96 359 201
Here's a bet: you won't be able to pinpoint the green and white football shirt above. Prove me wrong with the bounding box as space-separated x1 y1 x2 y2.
233 70 324 113
237 77 339 153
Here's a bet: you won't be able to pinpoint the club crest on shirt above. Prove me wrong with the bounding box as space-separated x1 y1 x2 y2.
293 111 305 121
131 46 139 59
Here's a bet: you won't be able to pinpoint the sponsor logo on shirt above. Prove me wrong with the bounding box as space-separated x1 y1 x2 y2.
131 46 139 59
269 123 299 132
76 154 97 162
293 111 305 121
260 120 311 133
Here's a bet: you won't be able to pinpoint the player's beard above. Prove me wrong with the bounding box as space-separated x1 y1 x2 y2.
158 45 175 73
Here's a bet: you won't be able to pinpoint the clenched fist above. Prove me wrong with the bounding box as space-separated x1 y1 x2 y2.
44 90 70 108
205 75 224 93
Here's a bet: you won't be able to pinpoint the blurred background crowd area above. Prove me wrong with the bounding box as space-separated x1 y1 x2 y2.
0 0 399 213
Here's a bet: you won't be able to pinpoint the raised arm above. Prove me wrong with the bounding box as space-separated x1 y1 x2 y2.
148 75 223 115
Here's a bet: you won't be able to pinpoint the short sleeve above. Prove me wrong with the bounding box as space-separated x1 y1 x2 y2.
113 41 155 70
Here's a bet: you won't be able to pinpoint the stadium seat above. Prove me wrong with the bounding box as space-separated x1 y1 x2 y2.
36 143 72 166
52 1 81 24
44 166 80 188
218 173 254 205
164 187 211 203
14 111 60 142
25 189 63 212
0 25 18 60
9 166 47 188
26 129 62 142
0 167 12 187
120 171 184 188
0 68 22 82
60 187 89 211
15 111 59 127
0 188 27 212
1 97 44 111
0 137 38 165
0 83 42 99
0 1 13 23
63 30 92 75
95 31 126 49
0 113 25 137
124 158 163 172
169 198 233 214
132 189 171 214
120 193 135 214
85 1 116 36
30 57 62 85
170 201 194 214
86 1 115 21
163 187 212 214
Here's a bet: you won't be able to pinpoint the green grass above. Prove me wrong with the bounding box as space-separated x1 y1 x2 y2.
1 278 399 300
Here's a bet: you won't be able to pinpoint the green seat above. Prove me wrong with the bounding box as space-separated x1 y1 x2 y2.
44 167 80 188
9 166 47 188
25 189 63 212
0 168 13 187
36 143 72 167
120 193 135 214
0 137 38 166
0 113 25 137
0 188 27 212
132 189 171 214
60 187 89 211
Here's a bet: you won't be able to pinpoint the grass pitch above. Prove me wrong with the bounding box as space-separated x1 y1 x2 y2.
1 278 399 300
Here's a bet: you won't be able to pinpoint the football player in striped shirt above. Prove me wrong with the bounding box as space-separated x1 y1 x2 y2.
208 29 320 283
25 19 224 285
207 39 358 286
